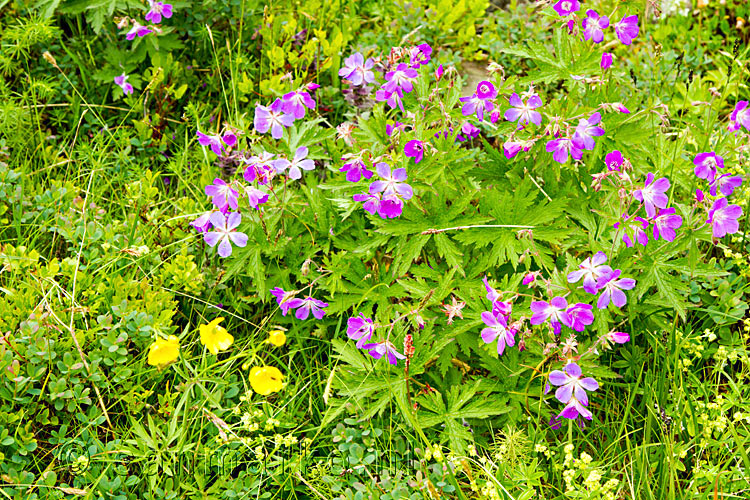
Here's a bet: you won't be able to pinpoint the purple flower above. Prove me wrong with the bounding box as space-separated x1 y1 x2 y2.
339 53 375 86
362 341 406 366
404 140 424 164
435 64 444 81
707 198 743 238
566 303 594 332
546 137 582 164
710 174 743 197
614 14 639 45
530 297 571 335
204 212 248 258
242 152 276 185
145 1 173 24
197 130 237 156
482 276 501 303
273 146 316 180
375 87 404 112
459 81 496 121
553 0 580 16
383 63 419 94
601 52 613 70
549 363 598 406
614 103 630 114
582 10 610 44
205 178 239 211
254 99 295 139
369 163 414 200
124 21 153 41
633 172 670 218
480 311 515 356
244 185 269 209
504 141 523 159
567 251 612 294
729 101 750 132
282 90 316 119
294 297 328 320
652 208 683 242
606 331 631 344
559 397 593 420
114 73 134 95
596 270 636 309
347 314 375 348
614 215 649 247
693 152 725 183
353 192 404 219
456 122 480 142
605 150 623 171
270 287 304 316
522 271 540 286
504 93 543 126
386 121 406 136
190 211 214 233
409 43 432 69
340 158 373 182
572 112 605 150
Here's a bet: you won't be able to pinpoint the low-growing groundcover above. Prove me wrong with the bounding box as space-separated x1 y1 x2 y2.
1 0 750 498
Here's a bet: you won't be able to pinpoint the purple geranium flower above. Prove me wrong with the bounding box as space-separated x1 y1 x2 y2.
729 101 750 132
504 93 543 126
386 121 406 136
456 122 480 142
614 14 639 45
596 270 636 309
340 158 373 182
273 146 316 180
633 173 670 218
294 297 328 320
572 112 605 150
205 178 239 211
204 212 248 258
145 1 173 24
404 140 424 164
114 73 133 95
362 341 406 366
693 152 725 183
567 251 612 294
601 52 613 70
383 63 419 94
197 130 237 156
124 21 153 41
409 43 432 69
254 99 295 139
605 150 623 171
242 152 276 185
606 331 630 344
460 81 496 121
244 185 269 209
339 53 375 86
707 198 743 238
566 303 594 332
369 163 414 200
375 87 404 112
347 314 375 348
614 215 649 247
710 174 743 197
282 90 316 119
270 287 304 316
652 208 683 242
530 297 571 335
190 211 214 233
549 363 598 405
546 137 582 164
582 10 610 44
553 0 580 16
480 311 515 356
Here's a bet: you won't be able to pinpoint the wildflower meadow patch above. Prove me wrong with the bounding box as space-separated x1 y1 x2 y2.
1 0 750 498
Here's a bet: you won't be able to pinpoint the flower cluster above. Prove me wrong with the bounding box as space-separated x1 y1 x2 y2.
254 84 317 139
693 149 743 238
352 162 414 218
553 3 639 47
270 287 328 321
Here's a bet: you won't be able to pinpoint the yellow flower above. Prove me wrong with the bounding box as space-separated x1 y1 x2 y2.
199 317 234 355
147 335 180 367
249 366 284 395
267 329 287 347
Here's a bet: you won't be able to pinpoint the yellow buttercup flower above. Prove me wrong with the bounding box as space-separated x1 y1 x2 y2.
147 335 180 367
199 317 234 355
267 329 287 347
249 366 284 395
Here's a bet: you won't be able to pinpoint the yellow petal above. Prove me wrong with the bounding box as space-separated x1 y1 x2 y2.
249 366 284 395
147 335 180 367
267 330 287 347
200 318 233 355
